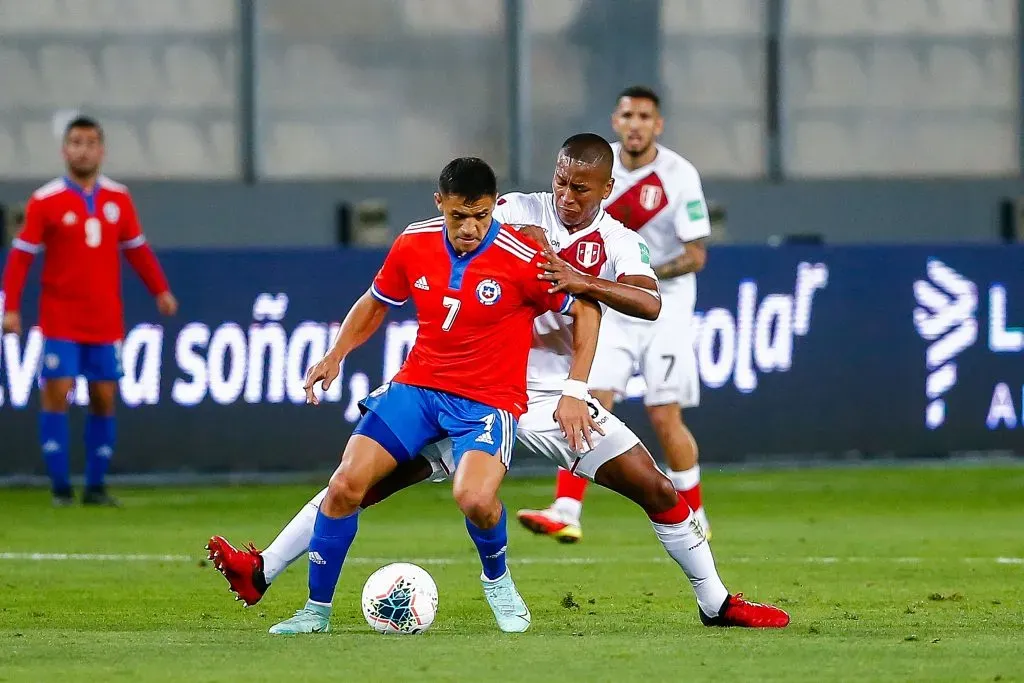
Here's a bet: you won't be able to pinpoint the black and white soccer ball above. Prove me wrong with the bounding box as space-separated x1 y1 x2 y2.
361 562 438 635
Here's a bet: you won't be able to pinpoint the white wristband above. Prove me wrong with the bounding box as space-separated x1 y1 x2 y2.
562 379 589 401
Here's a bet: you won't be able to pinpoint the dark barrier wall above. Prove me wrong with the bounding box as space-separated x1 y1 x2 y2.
1 246 1021 476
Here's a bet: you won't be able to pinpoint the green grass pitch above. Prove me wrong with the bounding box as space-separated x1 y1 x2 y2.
1 465 1022 682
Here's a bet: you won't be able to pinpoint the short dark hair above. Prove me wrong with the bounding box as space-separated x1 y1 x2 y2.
64 115 104 142
559 133 614 176
438 157 497 201
617 85 660 110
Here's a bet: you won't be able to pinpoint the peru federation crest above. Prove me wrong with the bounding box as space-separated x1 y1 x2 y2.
475 279 502 306
576 241 603 269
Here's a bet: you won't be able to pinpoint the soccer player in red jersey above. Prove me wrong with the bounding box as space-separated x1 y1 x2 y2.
209 139 790 630
265 157 602 635
0 116 177 506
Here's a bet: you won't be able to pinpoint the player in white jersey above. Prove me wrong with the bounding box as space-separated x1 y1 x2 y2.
206 135 789 629
518 86 713 543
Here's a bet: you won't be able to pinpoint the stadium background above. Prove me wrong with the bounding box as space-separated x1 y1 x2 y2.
1 0 1021 478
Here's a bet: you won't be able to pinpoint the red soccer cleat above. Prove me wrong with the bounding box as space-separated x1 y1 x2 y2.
205 535 269 607
700 593 791 628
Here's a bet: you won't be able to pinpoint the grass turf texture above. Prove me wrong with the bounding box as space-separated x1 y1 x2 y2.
1 466 1022 682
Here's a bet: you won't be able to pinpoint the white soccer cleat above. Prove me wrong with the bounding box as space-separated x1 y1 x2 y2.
481 570 531 633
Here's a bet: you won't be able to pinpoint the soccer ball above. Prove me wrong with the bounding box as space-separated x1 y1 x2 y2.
361 562 438 635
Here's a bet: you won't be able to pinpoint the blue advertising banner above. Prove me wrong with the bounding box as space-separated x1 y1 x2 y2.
1 246 1021 476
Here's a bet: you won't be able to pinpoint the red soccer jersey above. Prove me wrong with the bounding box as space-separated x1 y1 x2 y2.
1 176 169 344
371 217 575 418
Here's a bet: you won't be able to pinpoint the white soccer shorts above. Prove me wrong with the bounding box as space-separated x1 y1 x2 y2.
589 314 700 409
418 389 641 482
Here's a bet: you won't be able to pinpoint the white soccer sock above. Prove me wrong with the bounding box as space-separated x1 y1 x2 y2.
551 497 582 524
650 516 728 617
666 465 700 492
262 487 327 583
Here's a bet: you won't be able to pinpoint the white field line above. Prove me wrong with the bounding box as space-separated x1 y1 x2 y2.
0 552 1021 565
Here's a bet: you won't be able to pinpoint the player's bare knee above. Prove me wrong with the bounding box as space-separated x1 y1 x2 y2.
452 487 500 528
324 472 365 516
646 473 679 514
646 403 682 433
40 378 73 412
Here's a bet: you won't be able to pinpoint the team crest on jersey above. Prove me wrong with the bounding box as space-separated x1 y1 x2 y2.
45 353 60 370
639 185 663 211
475 279 502 306
576 242 603 269
369 382 390 398
62 211 77 226
103 202 120 223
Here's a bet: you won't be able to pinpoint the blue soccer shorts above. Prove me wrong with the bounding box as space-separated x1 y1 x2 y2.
39 338 123 381
355 381 517 471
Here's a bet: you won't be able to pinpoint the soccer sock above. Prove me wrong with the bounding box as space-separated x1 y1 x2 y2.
84 414 116 490
262 487 327 583
39 411 71 495
307 507 359 606
648 491 728 617
552 468 588 522
667 465 703 512
466 506 508 581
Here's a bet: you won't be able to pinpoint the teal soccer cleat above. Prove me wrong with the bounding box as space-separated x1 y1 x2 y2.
268 601 331 635
481 570 531 633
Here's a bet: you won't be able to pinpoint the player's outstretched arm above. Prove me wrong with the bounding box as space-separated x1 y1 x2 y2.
303 291 389 405
539 247 661 321
557 298 605 452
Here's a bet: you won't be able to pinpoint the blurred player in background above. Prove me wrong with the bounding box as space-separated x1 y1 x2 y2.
0 116 177 506
518 86 712 542
262 157 602 635
208 137 789 630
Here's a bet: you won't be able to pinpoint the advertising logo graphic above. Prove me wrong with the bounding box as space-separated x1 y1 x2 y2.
913 259 978 429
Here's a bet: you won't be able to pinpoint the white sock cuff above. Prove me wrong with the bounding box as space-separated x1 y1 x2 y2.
552 497 582 523
667 465 701 492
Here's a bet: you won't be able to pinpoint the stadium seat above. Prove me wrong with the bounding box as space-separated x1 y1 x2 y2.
870 0 930 35
663 45 759 106
164 45 231 107
39 45 101 108
20 120 63 177
925 45 983 106
207 120 238 176
799 46 869 106
0 0 62 32
147 119 208 175
402 0 502 34
785 0 873 35
179 0 236 31
526 0 582 35
530 41 586 113
101 121 149 176
664 119 763 177
100 45 162 107
913 119 1016 174
0 124 19 177
865 45 923 106
789 119 859 176
930 0 1014 35
662 0 763 35
264 122 336 177
0 47 44 107
979 46 1015 107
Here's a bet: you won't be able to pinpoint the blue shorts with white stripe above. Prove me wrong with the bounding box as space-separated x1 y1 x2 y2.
356 381 516 470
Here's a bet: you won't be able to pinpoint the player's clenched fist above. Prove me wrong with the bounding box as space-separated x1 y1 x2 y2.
553 395 605 453
303 352 342 405
156 291 178 316
1 311 22 335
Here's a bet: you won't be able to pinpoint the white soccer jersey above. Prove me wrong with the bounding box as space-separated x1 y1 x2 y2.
604 142 711 319
492 191 657 392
